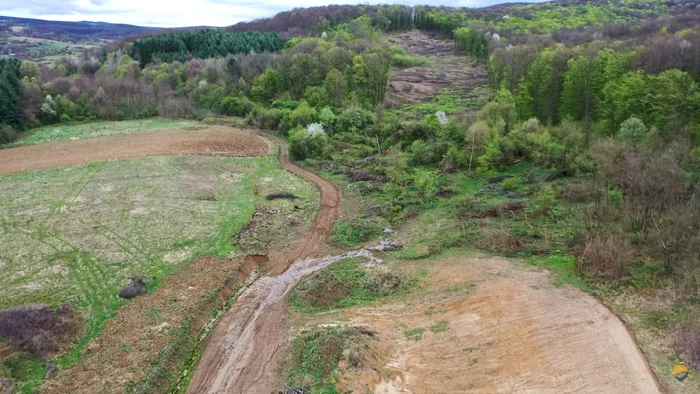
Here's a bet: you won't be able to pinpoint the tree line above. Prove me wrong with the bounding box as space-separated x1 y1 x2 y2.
0 59 22 142
129 30 283 67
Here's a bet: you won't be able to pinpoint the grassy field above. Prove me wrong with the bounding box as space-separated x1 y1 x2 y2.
0 147 320 390
12 119 204 147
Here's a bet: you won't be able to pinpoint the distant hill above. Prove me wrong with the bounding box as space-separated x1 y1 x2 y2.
0 16 160 42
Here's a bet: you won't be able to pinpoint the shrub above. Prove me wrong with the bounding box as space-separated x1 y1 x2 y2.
576 230 633 278
289 126 328 160
271 99 299 111
0 125 18 145
330 218 384 246
280 101 317 132
336 107 375 134
618 117 647 144
221 96 254 117
526 185 558 218
247 107 287 130
118 277 148 299
500 177 522 191
0 304 80 356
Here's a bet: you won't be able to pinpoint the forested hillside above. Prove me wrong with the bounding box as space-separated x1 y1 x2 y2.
129 30 282 66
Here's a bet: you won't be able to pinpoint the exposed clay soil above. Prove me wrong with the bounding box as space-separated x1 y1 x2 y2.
318 254 662 394
0 126 270 176
385 30 487 107
185 133 341 394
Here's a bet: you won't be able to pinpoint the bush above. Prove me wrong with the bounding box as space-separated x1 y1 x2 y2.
271 99 299 111
618 117 647 144
330 218 384 246
577 230 633 278
0 125 18 145
500 177 522 191
247 107 287 130
0 304 80 356
336 107 375 134
221 96 254 117
118 277 148 299
289 126 328 160
280 101 317 133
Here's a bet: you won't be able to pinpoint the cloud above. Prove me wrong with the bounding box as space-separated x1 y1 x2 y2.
0 0 546 28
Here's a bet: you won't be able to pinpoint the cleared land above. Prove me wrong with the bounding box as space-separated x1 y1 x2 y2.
0 125 322 392
12 119 204 147
385 30 488 113
0 126 270 175
288 252 661 394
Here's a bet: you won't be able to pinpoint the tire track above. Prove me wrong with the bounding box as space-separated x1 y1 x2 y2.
185 132 340 394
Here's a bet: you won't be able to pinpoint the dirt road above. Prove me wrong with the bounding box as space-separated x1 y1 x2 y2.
185 132 340 394
0 126 269 176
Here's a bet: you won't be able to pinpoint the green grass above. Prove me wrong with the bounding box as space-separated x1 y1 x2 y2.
0 154 320 391
12 119 204 147
394 86 489 120
429 320 449 333
329 218 384 246
290 258 415 313
404 327 425 341
286 327 369 394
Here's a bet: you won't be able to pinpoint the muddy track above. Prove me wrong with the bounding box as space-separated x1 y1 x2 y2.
185 132 340 394
255 132 340 275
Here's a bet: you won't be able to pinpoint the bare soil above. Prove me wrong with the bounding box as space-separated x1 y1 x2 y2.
0 126 270 176
185 133 341 394
385 30 488 107
305 254 663 394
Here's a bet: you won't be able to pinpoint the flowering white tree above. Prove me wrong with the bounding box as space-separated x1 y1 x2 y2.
435 111 449 125
41 95 57 117
306 123 326 137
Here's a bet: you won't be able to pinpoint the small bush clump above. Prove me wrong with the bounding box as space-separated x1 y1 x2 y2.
330 218 384 246
118 277 148 299
0 124 17 145
0 304 80 356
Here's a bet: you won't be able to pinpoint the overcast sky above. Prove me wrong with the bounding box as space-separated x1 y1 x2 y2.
0 0 545 28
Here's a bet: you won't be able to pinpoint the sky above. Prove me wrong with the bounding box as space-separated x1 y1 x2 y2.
0 0 544 28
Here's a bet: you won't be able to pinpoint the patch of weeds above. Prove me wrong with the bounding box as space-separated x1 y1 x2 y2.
290 259 414 313
285 326 372 393
0 352 45 389
526 251 594 292
424 307 447 316
429 320 449 333
644 311 672 331
462 347 473 353
404 328 425 341
330 218 384 246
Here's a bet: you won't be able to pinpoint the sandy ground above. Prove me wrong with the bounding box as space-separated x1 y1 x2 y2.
327 254 662 394
0 126 269 176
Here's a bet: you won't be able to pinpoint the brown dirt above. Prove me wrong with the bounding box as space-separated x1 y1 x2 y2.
0 126 270 176
385 30 488 107
321 254 662 394
183 132 340 394
42 255 258 393
1 127 333 393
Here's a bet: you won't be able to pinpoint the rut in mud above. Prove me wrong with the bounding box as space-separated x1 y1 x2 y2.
186 250 378 394
185 132 341 393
